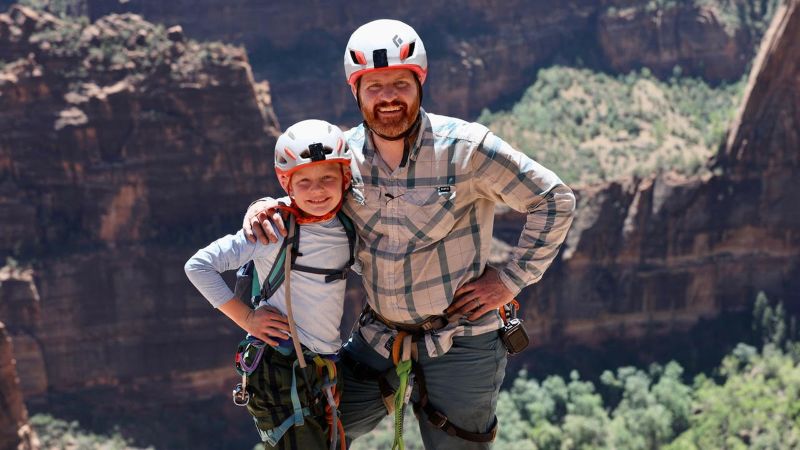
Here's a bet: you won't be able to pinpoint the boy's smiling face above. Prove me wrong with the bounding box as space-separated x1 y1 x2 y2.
290 163 346 216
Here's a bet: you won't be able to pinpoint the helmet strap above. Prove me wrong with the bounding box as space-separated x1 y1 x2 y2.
281 197 345 225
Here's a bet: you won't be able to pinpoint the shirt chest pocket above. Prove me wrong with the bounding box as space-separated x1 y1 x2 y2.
348 184 383 235
398 187 457 244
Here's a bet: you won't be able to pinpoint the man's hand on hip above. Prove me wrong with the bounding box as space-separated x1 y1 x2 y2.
446 266 515 321
243 198 287 244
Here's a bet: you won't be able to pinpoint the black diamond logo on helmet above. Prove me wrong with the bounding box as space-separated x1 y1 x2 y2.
392 35 403 47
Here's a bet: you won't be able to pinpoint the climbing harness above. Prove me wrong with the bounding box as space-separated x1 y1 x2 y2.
353 301 524 447
360 304 449 334
237 345 344 449
232 326 346 450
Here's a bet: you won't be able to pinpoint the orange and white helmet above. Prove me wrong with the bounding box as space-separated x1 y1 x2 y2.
274 119 351 193
343 19 428 87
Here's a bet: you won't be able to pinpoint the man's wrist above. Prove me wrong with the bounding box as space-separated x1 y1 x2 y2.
492 265 523 296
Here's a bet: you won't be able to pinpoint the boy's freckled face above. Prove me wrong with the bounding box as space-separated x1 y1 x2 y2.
290 163 345 216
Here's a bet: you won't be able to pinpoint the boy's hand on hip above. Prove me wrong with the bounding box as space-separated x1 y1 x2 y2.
244 305 290 346
243 198 287 244
446 267 514 321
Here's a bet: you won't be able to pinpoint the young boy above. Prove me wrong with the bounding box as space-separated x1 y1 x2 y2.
184 119 355 450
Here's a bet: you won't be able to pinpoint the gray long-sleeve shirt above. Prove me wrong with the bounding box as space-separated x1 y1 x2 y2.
184 218 351 354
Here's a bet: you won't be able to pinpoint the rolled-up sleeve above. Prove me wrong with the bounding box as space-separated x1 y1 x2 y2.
471 132 576 294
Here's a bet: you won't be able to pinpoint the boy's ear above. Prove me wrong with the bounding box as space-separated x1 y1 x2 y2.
342 166 352 190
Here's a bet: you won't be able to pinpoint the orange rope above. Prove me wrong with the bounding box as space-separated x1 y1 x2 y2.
392 331 409 366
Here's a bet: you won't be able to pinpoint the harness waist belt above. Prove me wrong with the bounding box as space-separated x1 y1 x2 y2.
365 306 449 335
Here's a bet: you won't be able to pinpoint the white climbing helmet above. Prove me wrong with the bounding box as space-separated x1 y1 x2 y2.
343 19 428 87
274 119 352 193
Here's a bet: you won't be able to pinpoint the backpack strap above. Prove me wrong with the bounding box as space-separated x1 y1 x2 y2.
281 211 356 283
246 211 355 300
257 217 298 299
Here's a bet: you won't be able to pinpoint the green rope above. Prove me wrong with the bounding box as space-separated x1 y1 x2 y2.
392 359 413 450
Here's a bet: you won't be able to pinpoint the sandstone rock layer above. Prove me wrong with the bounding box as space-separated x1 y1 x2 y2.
521 0 800 346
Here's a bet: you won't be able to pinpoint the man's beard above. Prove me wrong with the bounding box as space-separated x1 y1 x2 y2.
361 96 421 139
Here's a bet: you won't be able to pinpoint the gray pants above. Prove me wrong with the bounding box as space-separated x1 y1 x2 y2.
339 330 507 449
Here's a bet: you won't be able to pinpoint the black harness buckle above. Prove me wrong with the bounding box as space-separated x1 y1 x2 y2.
428 410 449 429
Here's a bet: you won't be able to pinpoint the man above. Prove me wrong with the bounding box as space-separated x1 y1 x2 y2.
243 19 575 449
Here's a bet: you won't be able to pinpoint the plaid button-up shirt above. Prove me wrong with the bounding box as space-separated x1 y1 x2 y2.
343 110 575 358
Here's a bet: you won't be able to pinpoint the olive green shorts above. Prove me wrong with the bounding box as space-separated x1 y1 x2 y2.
246 347 337 450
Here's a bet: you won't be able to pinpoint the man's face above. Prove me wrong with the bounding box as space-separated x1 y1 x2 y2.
355 69 421 139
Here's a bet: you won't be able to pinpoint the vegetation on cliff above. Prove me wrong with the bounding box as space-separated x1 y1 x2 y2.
478 66 746 186
30 414 152 450
2 2 247 95
354 294 800 450
605 0 780 39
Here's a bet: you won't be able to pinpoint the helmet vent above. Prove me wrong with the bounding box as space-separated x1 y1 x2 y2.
277 155 288 164
407 42 415 57
373 49 388 68
350 50 367 65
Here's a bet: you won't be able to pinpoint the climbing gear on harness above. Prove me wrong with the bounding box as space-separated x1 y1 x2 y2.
314 355 346 450
499 299 529 355
350 299 515 445
232 336 268 406
368 325 497 447
391 332 415 450
234 339 346 450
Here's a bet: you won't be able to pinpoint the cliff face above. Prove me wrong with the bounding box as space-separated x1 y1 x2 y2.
520 0 800 346
0 269 39 450
0 1 795 447
1 323 36 450
598 0 771 81
0 4 279 406
85 0 771 126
